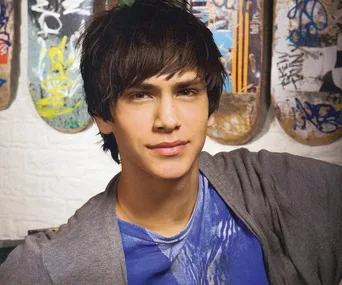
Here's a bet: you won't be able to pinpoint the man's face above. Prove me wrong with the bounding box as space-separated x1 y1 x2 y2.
96 69 214 180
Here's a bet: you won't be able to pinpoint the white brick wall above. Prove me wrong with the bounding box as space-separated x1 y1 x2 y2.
0 0 341 240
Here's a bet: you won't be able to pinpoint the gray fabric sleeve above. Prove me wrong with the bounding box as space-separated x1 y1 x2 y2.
258 150 342 249
257 150 342 282
0 234 52 284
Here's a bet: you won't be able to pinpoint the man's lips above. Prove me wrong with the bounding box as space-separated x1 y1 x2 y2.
147 141 188 156
147 141 188 149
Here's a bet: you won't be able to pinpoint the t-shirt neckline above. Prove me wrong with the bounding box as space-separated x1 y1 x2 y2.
117 172 205 243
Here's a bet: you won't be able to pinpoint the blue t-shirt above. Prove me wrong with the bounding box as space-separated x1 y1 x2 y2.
118 173 269 284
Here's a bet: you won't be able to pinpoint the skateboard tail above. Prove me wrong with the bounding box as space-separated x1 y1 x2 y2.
191 0 265 145
271 0 342 145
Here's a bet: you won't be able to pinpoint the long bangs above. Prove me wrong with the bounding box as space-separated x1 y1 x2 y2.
104 21 217 98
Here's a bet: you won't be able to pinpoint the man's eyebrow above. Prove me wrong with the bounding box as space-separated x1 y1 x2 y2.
173 78 205 89
129 78 205 91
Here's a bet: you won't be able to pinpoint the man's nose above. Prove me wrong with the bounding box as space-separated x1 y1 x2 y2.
153 96 181 133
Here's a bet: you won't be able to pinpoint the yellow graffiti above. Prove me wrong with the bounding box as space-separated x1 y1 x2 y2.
36 36 82 119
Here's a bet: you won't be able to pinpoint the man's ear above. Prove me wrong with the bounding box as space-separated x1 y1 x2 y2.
93 116 114 135
207 114 215 128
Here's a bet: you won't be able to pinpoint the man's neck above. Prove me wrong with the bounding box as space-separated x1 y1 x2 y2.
116 161 200 237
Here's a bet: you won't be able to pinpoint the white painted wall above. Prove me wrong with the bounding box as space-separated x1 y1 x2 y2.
0 0 341 240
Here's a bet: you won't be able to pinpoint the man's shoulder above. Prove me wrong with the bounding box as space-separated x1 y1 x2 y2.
0 175 122 285
199 148 342 227
200 148 341 174
55 189 110 239
41 174 119 251
199 149 342 284
47 176 116 242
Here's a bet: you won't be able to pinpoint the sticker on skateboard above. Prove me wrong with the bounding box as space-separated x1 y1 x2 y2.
28 0 94 133
191 0 265 144
0 0 14 110
271 0 342 145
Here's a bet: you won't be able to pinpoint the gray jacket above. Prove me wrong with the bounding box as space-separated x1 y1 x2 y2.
0 149 341 285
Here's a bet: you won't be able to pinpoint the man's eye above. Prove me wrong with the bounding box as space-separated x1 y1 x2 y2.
178 89 197 96
132 92 149 99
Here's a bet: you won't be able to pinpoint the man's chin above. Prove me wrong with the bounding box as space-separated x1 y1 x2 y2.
153 171 188 181
147 158 199 181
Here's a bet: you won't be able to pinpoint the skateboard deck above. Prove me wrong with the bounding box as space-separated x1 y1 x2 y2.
191 0 267 145
271 0 342 145
0 0 14 110
28 0 94 133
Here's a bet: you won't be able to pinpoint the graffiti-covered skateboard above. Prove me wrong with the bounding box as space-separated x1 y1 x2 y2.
0 0 14 110
271 0 342 145
28 0 94 133
191 0 268 145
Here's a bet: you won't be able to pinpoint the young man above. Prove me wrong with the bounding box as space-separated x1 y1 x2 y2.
1 0 341 284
